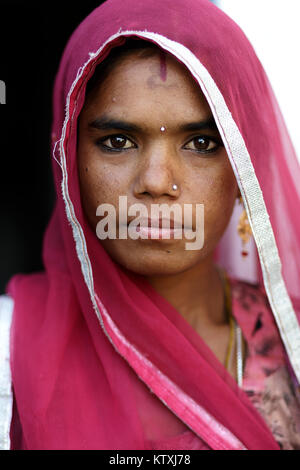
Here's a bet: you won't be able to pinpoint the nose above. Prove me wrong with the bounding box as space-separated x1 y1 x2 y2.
133 142 181 200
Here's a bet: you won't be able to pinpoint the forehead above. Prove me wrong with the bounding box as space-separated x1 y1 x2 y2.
100 50 199 92
83 51 212 125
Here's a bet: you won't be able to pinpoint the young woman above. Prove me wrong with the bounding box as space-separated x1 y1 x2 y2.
1 0 300 450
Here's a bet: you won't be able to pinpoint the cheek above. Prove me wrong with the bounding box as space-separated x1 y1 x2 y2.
190 161 237 234
80 166 120 208
78 148 132 226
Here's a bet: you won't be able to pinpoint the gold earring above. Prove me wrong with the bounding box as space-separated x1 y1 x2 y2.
237 196 252 257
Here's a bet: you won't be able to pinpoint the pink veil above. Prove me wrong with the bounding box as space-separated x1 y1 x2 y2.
7 0 300 450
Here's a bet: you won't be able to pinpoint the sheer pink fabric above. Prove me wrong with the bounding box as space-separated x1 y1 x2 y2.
7 0 300 450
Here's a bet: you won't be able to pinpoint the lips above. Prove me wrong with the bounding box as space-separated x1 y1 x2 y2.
128 217 184 229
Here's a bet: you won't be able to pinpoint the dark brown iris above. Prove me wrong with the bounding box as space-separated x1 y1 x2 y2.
194 137 209 150
110 135 126 148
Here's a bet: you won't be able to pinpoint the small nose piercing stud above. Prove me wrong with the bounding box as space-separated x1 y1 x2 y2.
172 184 178 191
160 126 166 132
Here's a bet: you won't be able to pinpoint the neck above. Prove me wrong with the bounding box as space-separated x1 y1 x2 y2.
146 256 227 331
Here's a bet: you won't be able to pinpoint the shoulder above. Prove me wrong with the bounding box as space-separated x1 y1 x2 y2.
229 277 270 311
229 277 300 323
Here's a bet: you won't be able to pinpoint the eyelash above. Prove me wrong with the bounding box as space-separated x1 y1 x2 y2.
97 134 137 153
96 134 223 155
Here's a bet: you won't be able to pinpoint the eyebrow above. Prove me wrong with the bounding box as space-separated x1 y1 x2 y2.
88 115 218 133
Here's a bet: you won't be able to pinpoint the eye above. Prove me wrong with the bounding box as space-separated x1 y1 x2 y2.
97 134 136 152
184 136 221 154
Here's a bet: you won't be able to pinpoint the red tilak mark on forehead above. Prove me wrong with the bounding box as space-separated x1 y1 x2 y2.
159 52 167 82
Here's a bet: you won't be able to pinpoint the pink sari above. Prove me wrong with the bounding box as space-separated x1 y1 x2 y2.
7 0 300 450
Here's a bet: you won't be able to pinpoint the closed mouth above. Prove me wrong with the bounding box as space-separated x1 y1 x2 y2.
127 217 187 229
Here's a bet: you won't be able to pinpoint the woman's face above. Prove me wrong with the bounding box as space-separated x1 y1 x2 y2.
77 48 239 276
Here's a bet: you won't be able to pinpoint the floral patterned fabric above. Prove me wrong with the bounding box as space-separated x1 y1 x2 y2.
231 279 300 450
150 278 300 450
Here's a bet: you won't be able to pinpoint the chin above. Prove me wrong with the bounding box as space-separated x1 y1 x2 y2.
105 243 205 277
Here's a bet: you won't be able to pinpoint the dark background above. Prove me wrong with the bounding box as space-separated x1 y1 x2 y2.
0 0 217 294
0 1 107 293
